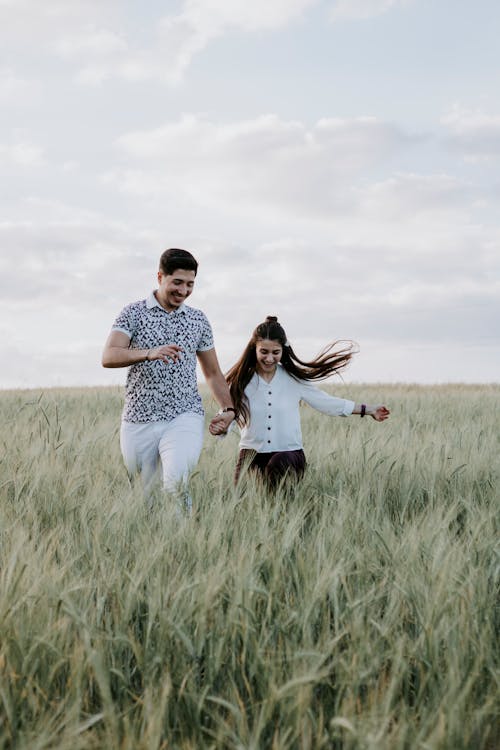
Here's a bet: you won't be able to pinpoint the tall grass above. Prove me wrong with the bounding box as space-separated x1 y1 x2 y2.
0 384 498 749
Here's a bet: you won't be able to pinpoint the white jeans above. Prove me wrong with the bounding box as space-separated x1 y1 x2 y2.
120 413 205 504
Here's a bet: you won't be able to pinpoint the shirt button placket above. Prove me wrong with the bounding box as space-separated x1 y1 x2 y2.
267 390 272 443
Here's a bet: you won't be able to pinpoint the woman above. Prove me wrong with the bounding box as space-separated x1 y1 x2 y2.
209 316 390 488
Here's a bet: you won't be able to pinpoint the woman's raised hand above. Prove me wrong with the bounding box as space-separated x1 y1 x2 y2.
370 405 390 421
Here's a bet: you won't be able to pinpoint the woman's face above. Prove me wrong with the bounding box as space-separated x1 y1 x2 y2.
255 338 283 375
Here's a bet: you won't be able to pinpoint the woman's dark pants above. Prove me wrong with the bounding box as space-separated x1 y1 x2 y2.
234 449 306 489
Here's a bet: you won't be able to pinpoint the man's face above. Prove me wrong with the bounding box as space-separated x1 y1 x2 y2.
156 268 196 311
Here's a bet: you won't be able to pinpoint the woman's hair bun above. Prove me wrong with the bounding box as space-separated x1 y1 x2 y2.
265 315 278 323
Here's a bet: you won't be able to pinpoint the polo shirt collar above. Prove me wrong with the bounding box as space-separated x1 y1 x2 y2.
147 291 186 314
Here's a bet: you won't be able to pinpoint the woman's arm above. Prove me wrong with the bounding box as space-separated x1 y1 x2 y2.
299 380 355 416
352 403 390 421
299 381 390 421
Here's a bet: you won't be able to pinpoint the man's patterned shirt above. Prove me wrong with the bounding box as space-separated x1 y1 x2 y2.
112 292 214 423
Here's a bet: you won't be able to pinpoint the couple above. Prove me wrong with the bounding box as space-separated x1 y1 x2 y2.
102 248 390 504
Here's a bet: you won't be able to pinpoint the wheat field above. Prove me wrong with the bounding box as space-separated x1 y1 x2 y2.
0 384 498 749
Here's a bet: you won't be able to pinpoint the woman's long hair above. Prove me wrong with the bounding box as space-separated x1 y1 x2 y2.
227 316 356 426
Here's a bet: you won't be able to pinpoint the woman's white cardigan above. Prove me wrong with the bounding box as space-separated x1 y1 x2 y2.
238 365 354 452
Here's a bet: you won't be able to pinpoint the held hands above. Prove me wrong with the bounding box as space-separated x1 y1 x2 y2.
147 344 183 364
209 412 235 436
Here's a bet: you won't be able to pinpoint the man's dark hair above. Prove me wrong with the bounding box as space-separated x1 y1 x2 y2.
159 248 198 276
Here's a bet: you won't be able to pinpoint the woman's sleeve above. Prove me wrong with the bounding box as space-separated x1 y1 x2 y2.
299 380 355 416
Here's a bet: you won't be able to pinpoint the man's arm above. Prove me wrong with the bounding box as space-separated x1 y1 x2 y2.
197 348 235 432
102 330 183 368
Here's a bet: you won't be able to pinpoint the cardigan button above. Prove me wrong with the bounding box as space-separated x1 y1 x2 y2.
267 440 271 444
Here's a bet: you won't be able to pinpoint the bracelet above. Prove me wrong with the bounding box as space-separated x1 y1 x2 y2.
221 407 237 418
360 404 366 417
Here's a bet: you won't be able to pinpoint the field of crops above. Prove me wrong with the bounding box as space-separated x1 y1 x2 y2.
0 384 498 749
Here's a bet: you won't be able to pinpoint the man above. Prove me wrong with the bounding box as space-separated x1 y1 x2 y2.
102 248 235 507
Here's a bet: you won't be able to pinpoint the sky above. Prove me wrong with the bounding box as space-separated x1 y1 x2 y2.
2 0 499 389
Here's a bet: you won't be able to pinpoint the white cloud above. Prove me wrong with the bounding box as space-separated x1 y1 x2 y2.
178 0 317 32
441 106 500 160
0 67 39 105
53 24 133 85
56 28 127 58
50 0 416 87
153 0 319 81
329 0 412 22
61 160 80 172
1 0 418 86
44 0 319 86
111 113 421 218
352 172 472 227
0 140 45 166
0 0 114 45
